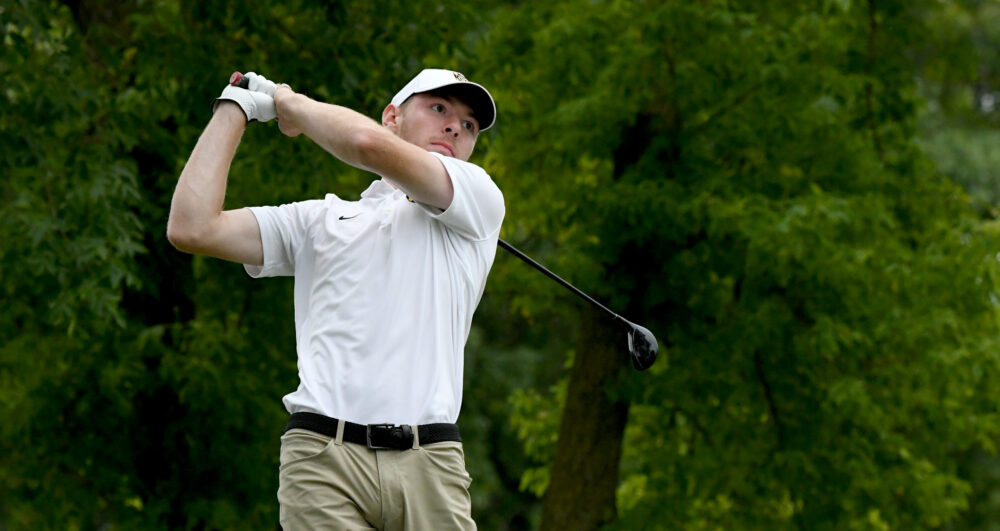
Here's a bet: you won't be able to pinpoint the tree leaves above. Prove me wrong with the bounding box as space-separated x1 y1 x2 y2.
479 0 1000 528
4 0 1000 528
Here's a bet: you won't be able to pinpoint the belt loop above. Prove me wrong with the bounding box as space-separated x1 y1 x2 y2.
335 419 345 446
411 425 420 450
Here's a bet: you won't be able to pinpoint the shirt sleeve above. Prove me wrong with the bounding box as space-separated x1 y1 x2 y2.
243 200 322 278
424 152 505 241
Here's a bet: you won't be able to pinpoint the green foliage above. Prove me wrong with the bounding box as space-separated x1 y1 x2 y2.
5 0 1000 529
508 374 568 498
914 3 1000 527
1 0 533 528
918 120 1000 214
477 0 1000 528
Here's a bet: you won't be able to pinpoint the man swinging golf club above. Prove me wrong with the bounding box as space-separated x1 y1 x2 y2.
167 68 502 530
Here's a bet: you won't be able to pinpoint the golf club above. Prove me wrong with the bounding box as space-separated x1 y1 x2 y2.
228 71 658 370
496 239 657 371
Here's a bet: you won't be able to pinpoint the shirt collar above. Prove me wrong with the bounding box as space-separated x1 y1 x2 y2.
360 179 395 200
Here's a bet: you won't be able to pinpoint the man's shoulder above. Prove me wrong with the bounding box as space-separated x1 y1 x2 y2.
428 152 489 175
428 153 501 201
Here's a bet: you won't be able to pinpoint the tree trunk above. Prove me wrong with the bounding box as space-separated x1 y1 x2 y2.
540 306 630 530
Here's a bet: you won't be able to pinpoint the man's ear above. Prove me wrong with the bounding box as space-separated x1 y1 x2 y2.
382 104 401 132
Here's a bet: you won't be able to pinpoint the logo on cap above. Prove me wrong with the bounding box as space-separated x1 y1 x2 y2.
453 72 468 82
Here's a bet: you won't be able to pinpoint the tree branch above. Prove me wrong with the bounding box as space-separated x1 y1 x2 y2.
754 350 785 449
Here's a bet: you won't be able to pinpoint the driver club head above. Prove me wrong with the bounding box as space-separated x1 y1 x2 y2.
625 321 658 371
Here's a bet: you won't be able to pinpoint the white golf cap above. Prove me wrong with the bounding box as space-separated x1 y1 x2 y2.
390 69 496 131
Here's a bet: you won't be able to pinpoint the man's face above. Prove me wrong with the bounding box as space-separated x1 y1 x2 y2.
384 92 480 161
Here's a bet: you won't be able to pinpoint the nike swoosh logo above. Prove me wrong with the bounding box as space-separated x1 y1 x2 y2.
338 214 360 221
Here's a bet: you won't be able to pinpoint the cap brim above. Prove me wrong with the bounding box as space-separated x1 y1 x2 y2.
436 83 495 131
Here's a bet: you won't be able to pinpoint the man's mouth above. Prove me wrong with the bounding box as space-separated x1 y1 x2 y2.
431 142 454 157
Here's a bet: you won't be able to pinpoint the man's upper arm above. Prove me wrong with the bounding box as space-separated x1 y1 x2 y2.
423 153 504 241
356 130 454 210
277 95 454 210
194 208 264 266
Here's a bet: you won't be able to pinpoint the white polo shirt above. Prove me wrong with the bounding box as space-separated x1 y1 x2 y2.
245 153 504 426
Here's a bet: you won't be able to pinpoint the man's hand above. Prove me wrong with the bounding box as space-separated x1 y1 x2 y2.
213 71 277 122
272 85 303 137
232 71 301 137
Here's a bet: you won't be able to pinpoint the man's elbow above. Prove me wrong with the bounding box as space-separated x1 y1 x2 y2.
352 128 391 170
166 218 202 254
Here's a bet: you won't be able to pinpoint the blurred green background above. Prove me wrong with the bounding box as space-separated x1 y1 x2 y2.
4 0 1000 529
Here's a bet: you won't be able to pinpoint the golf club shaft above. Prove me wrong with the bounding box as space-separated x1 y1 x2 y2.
498 239 622 323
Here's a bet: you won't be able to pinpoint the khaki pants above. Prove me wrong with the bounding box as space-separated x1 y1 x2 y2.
278 428 476 530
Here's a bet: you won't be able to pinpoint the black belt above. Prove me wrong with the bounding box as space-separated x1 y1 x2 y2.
285 411 461 450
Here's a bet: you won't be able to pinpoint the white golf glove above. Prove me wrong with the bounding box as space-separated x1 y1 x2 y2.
212 72 277 122
242 71 280 96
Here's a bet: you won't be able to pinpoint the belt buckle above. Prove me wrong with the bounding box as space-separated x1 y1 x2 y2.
366 423 413 450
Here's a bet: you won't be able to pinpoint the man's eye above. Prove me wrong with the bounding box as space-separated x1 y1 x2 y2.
431 104 445 112
463 121 476 132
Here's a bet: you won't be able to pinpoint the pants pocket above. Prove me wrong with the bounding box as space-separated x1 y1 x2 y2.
422 441 473 489
279 429 333 471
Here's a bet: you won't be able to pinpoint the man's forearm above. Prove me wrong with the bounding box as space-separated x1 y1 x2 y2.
167 103 247 247
276 92 389 170
273 89 453 208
